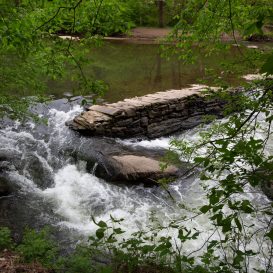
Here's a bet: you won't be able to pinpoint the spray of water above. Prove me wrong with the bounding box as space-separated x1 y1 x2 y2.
0 102 271 271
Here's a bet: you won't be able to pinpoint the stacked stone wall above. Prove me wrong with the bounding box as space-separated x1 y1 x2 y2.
69 85 226 138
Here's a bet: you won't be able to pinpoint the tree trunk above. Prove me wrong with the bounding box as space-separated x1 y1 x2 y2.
158 0 164 28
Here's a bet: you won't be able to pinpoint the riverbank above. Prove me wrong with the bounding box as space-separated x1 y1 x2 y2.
0 250 49 273
103 26 273 43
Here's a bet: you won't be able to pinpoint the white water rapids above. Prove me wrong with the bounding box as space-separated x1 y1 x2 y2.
0 100 272 272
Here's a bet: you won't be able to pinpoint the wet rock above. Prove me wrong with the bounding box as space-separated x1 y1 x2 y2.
253 168 273 200
95 154 179 184
259 172 273 200
0 177 12 197
261 181 273 200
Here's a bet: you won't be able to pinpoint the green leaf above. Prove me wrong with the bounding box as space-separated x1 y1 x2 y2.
234 217 242 232
200 205 211 213
113 228 124 235
233 250 244 268
81 99 87 106
194 157 205 163
240 200 254 214
207 240 219 250
243 22 258 37
260 54 273 75
200 173 210 180
222 217 232 233
265 228 273 242
97 221 107 228
209 190 221 205
96 228 105 240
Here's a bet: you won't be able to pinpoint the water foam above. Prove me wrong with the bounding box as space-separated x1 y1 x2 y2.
0 103 272 271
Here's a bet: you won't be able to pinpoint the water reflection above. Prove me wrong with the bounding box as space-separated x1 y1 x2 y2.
46 40 272 102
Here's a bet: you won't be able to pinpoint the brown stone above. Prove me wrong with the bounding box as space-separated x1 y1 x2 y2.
69 85 231 138
112 127 126 133
110 155 178 182
148 110 161 118
124 108 136 117
129 119 141 127
176 103 186 111
116 118 133 127
128 127 145 136
141 117 148 126
89 105 123 116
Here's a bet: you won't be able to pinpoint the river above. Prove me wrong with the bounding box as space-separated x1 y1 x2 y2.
0 41 272 271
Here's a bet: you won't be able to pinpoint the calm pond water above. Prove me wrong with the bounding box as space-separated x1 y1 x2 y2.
47 40 273 103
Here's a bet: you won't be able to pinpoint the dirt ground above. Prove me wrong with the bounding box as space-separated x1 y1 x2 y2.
105 27 239 43
104 27 172 43
129 27 172 39
105 26 273 43
0 250 50 273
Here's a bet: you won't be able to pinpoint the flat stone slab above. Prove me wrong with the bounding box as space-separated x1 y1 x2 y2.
69 85 227 138
89 105 123 116
112 155 177 173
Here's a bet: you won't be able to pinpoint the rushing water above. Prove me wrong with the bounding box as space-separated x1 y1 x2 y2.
0 97 271 271
1 41 273 270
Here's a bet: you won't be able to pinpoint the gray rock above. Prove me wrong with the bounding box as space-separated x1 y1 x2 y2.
116 118 133 127
141 117 149 126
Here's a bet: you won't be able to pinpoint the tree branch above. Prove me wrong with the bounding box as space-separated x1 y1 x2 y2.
35 0 83 32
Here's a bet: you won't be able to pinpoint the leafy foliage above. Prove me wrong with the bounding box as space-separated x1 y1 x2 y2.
17 227 58 268
163 0 273 75
0 227 14 251
56 246 95 273
0 0 110 120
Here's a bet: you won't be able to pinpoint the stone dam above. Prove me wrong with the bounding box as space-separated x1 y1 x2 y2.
68 85 228 138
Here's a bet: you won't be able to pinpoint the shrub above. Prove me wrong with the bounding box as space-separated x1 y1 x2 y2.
0 227 13 250
59 246 95 273
17 227 58 268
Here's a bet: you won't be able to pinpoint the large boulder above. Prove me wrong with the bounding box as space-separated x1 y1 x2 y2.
95 154 179 184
